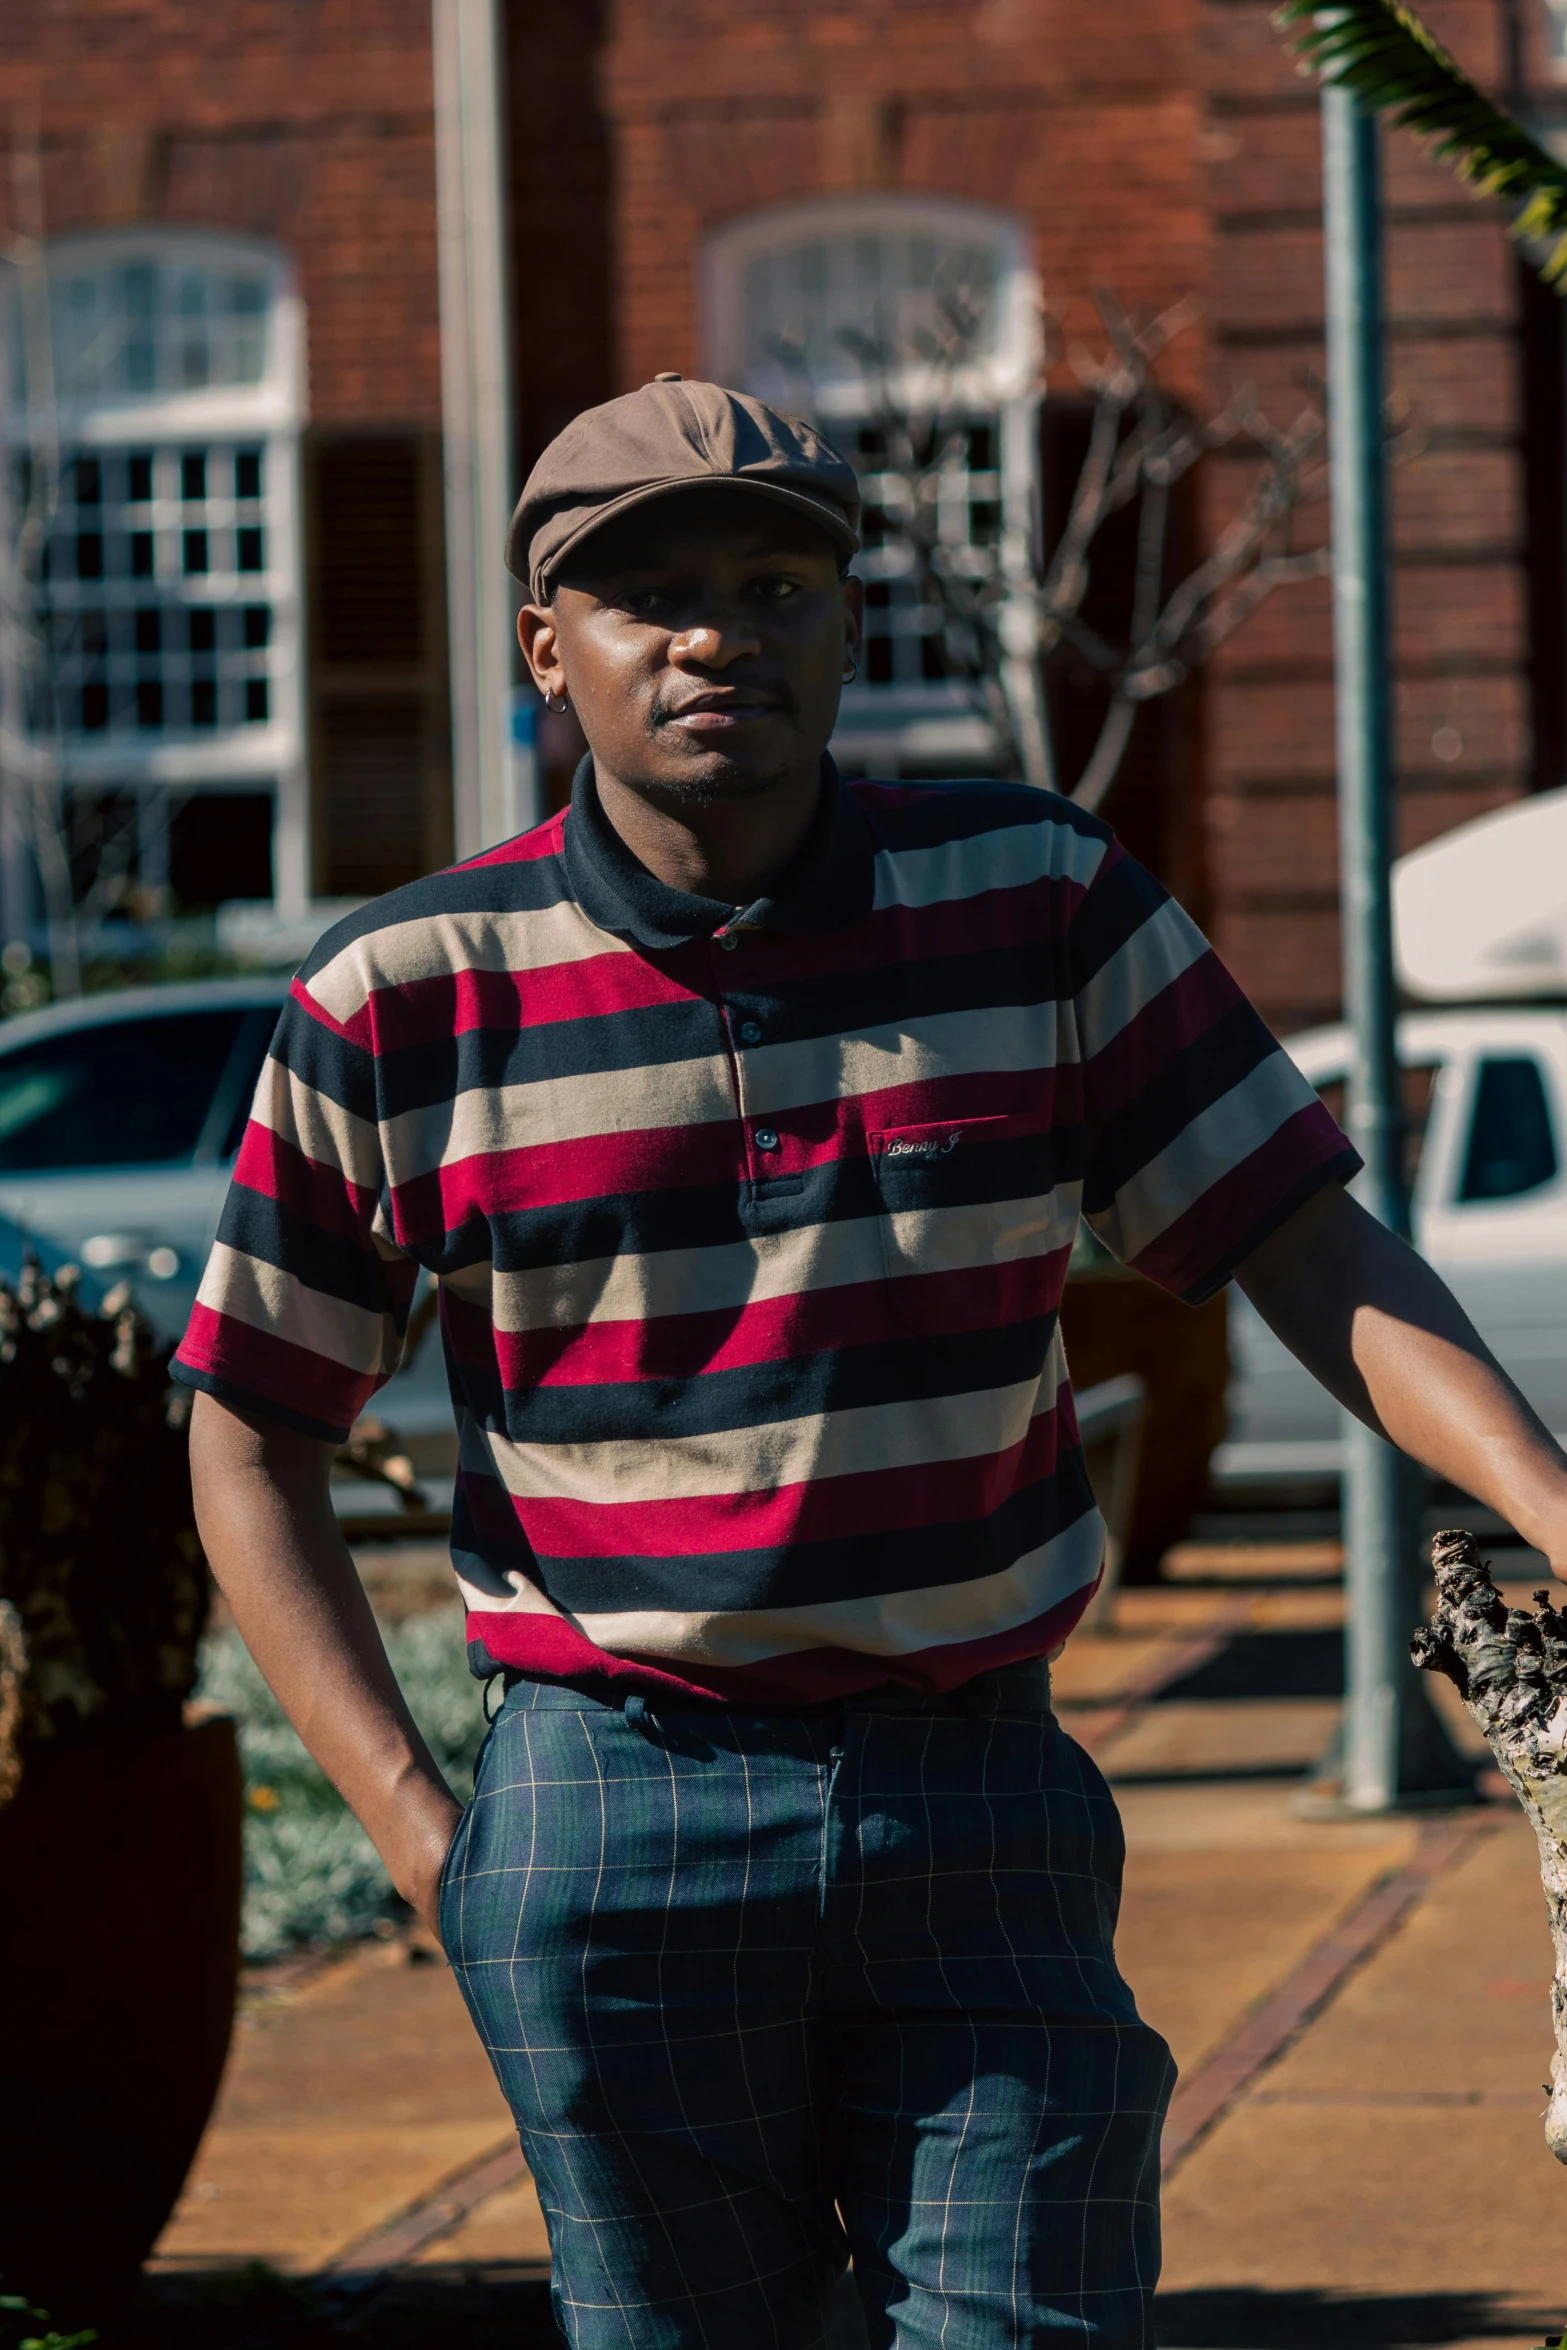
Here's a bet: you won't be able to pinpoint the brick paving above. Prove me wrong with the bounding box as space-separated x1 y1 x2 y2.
106 1562 1567 2347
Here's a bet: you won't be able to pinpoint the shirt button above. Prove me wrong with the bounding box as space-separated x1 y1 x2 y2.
717 932 738 952
738 1019 762 1045
754 1127 780 1152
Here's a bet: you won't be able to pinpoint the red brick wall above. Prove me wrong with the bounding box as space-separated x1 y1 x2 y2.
597 0 1212 407
1199 0 1534 1035
0 0 443 427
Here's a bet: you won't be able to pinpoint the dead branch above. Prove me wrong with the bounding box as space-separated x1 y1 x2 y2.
1412 1529 1567 2162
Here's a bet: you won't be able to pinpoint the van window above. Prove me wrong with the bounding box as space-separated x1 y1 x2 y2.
0 1011 248 1171
1459 1056 1559 1203
1314 1064 1437 1193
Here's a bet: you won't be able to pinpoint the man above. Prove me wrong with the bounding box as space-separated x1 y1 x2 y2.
181 378 1567 2349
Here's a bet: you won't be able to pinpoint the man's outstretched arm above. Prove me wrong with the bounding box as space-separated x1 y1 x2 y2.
1235 1180 1567 1576
189 1390 462 1934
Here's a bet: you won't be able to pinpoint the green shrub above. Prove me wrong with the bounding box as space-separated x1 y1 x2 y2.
197 1605 489 1961
0 2283 95 2348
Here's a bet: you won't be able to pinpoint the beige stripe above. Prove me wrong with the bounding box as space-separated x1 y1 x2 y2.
304 899 630 1025
463 1356 1066 1504
382 1004 1061 1183
1073 892 1209 1061
1099 1051 1319 1264
381 1050 738 1178
456 1507 1105 1667
743 1005 1056 1121
248 1056 385 1193
196 1242 400 1379
871 805 1105 913
483 1191 1068 1334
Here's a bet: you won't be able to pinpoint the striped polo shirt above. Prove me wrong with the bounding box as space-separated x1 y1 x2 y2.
173 760 1356 1703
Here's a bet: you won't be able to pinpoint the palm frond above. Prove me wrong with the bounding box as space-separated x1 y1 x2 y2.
1275 0 1567 284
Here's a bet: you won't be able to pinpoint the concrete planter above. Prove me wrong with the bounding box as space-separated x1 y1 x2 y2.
0 1714 243 2315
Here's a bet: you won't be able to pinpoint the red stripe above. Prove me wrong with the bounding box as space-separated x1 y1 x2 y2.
1082 950 1248 1122
1132 1104 1353 1297
349 950 704 1056
389 1068 1070 1238
504 1399 1067 1558
494 1246 1068 1389
176 1303 379 1433
463 1567 1099 1705
457 810 568 869
233 1121 380 1239
289 975 366 1048
392 1115 746 1237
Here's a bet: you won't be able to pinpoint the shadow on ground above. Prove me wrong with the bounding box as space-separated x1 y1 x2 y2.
1154 1628 1344 1704
1156 2287 1561 2346
57 2266 563 2349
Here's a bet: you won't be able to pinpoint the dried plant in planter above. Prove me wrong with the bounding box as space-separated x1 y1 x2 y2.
0 1259 206 1800
1412 1530 1567 2160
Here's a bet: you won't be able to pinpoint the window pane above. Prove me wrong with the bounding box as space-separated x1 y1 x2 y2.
182 451 206 501
1460 1057 1559 1202
0 1012 248 1171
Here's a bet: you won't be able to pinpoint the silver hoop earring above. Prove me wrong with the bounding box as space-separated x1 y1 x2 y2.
842 657 859 684
544 689 570 714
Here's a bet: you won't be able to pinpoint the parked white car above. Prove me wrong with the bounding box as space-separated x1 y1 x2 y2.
1222 1006 1567 1489
0 978 452 1457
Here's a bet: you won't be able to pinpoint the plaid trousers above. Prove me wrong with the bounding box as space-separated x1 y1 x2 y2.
440 1661 1174 2350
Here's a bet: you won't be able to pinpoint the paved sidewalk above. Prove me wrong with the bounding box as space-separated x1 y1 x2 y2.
129 1567 1567 2347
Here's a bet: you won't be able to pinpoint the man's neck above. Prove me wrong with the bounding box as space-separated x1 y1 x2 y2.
592 760 823 907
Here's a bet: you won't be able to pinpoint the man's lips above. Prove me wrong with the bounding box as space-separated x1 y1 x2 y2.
660 692 787 731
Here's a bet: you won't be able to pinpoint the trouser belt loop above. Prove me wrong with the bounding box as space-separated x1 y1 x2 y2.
624 1691 650 1736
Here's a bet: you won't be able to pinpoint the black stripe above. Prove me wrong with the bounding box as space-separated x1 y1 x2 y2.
1067 847 1169 992
860 776 1112 857
526 1463 1096 1615
295 847 573 982
169 1359 352 1444
405 1136 1085 1273
267 998 379 1123
220 1185 403 1319
1082 999 1281 1214
448 1315 1057 1444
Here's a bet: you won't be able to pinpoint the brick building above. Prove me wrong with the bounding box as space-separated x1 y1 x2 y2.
1 0 1560 1034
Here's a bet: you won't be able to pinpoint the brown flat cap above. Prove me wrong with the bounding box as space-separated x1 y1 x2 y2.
506 375 861 601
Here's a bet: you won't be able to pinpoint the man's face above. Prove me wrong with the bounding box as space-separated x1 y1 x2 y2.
519 489 863 802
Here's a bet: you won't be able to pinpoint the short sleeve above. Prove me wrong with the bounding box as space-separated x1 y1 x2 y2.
171 986 418 1442
1069 839 1361 1303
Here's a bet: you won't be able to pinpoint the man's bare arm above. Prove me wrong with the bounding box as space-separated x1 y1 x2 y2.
1235 1181 1567 1575
189 1389 462 1934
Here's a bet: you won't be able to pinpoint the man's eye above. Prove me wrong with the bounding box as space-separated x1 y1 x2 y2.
753 576 802 601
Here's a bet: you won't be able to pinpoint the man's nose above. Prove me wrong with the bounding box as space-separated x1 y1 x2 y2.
669 617 762 668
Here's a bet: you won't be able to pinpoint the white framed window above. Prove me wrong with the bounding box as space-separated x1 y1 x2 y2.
1 231 308 919
1545 0 1567 77
703 195 1041 774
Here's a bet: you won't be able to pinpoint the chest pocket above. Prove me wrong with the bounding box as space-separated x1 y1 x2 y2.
868 1113 1053 1326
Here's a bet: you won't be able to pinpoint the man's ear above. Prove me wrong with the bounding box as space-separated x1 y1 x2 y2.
842 573 865 666
518 605 564 700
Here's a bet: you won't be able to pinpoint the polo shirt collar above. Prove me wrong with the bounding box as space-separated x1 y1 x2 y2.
562 753 875 950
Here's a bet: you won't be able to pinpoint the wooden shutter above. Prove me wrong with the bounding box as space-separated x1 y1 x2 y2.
305 433 453 898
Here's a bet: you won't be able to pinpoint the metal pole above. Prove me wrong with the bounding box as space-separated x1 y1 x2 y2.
434 0 529 859
1321 84 1469 1810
